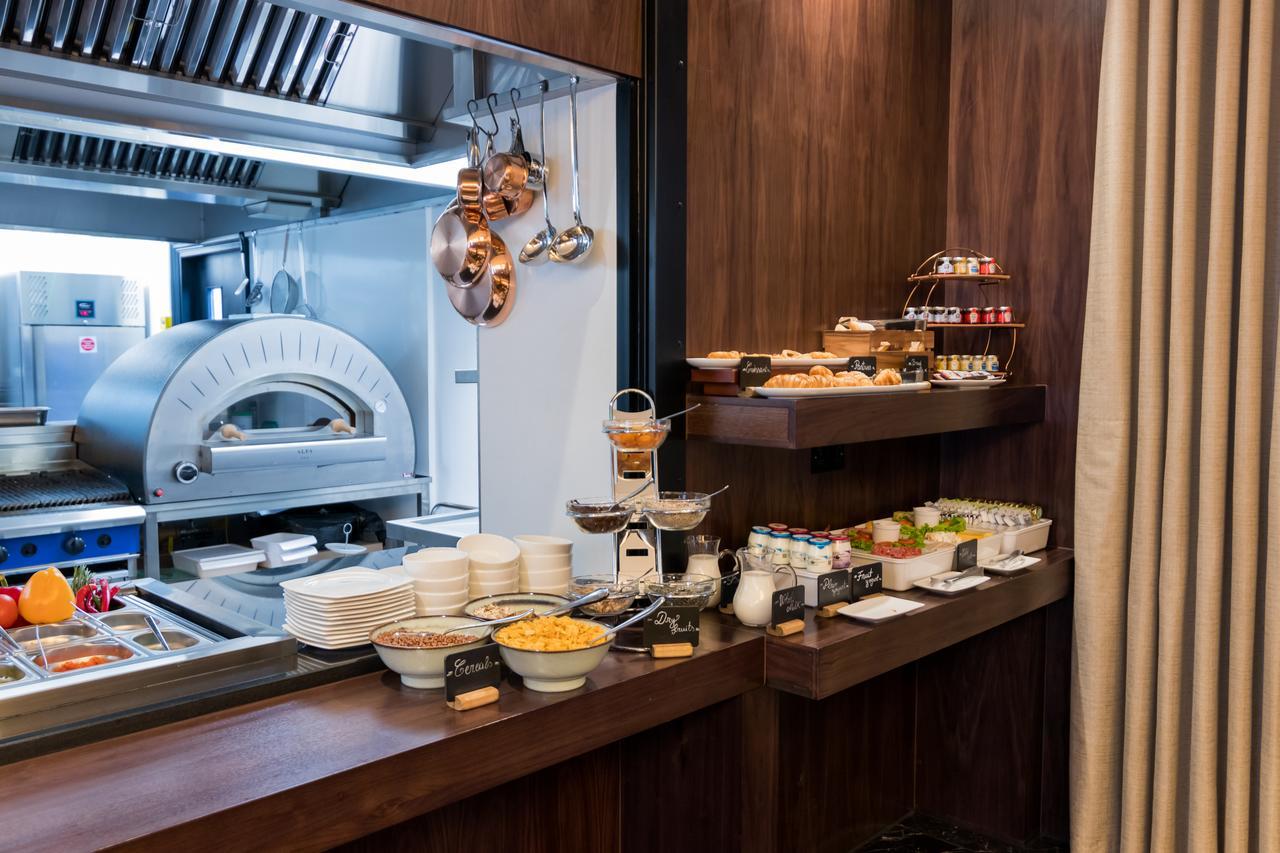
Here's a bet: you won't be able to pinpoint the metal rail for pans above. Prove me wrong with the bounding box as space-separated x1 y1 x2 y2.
0 0 357 105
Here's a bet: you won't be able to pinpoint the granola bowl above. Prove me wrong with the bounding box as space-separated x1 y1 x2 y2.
492 615 613 693
370 616 492 689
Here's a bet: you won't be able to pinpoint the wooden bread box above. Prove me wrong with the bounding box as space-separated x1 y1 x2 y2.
822 329 934 372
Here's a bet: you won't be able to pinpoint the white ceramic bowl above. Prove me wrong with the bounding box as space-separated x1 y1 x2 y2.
470 560 518 576
514 534 573 556
417 603 467 616
457 534 521 568
492 617 613 692
409 573 470 594
519 578 570 591
519 574 572 591
370 615 492 688
519 552 573 573
403 547 470 578
415 589 470 607
463 592 570 619
469 578 519 597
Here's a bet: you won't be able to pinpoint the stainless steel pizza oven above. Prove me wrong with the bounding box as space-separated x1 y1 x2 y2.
75 316 415 504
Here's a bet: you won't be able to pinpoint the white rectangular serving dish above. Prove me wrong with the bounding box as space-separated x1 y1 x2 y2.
838 595 925 623
966 519 1053 555
172 544 266 578
848 546 955 591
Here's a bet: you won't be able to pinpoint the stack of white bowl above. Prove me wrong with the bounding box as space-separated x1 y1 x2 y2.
457 534 521 598
515 535 573 595
400 547 471 616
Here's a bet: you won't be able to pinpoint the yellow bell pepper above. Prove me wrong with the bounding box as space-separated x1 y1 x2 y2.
19 567 74 624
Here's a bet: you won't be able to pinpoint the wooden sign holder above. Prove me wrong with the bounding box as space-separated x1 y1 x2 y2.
766 619 805 637
446 686 499 711
650 642 694 659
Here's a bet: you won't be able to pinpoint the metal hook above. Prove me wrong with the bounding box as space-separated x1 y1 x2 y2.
509 87 524 125
466 98 496 137
485 93 502 136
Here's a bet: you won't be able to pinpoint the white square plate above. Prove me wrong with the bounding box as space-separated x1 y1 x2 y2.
978 553 1042 575
913 572 989 595
837 596 925 623
280 570 411 600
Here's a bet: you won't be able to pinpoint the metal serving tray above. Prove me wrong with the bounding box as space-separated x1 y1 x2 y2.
0 587 296 739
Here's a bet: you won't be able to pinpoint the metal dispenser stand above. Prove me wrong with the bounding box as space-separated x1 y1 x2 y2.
607 389 663 582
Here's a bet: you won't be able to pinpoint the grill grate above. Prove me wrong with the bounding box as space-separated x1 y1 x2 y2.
0 470 132 512
11 126 264 187
0 0 357 105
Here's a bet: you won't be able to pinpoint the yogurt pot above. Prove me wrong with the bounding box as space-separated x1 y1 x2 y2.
788 534 812 569
769 531 792 565
829 534 851 569
808 538 833 572
872 519 901 544
747 526 771 558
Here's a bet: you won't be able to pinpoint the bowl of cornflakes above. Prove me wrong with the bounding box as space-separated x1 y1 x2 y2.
492 614 613 692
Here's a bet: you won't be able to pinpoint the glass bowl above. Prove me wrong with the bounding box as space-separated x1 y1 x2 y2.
602 418 671 452
642 573 716 608
565 498 635 535
638 491 712 531
568 575 639 615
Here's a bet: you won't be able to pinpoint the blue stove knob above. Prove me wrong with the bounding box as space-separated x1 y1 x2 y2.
64 535 86 556
0 545 7 564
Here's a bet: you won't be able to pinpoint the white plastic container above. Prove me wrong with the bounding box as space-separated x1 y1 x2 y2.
251 532 318 568
1002 519 1053 554
793 567 846 607
849 546 955 591
173 544 266 578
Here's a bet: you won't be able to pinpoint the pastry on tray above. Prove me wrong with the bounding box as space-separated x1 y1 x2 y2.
872 368 902 386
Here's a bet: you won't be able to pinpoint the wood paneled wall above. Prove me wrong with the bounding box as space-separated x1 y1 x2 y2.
685 0 951 357
360 0 643 77
684 0 952 541
939 0 1106 545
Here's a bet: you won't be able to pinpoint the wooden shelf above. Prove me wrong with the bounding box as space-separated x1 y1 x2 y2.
685 384 1046 449
907 273 1011 282
926 323 1025 329
723 548 1073 699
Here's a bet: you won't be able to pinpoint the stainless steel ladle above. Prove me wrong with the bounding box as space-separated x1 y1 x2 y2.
549 75 594 264
520 80 557 265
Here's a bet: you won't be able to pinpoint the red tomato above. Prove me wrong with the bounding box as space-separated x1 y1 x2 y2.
0 594 17 629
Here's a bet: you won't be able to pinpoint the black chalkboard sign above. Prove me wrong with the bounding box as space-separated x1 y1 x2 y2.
643 605 701 648
816 569 852 608
444 643 503 701
850 561 883 598
903 354 929 381
738 356 772 390
955 539 978 572
846 355 877 376
771 585 806 627
720 569 740 606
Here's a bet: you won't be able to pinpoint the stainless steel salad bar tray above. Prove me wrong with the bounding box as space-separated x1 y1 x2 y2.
0 580 296 740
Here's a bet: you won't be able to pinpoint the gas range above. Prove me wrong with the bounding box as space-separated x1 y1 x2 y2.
0 421 143 574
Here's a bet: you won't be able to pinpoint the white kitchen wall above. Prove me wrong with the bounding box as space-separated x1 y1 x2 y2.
474 83 619 572
0 228 172 334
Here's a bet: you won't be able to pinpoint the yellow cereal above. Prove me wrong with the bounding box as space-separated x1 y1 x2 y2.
494 616 607 651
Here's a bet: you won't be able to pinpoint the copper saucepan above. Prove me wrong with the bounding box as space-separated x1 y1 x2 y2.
445 230 516 327
431 127 491 287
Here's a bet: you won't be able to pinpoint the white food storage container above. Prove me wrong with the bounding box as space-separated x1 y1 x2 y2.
173 544 266 578
1001 519 1052 554
251 533 319 567
848 546 955 591
793 567 846 607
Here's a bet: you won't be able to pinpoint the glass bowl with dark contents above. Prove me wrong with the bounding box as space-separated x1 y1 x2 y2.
565 498 636 535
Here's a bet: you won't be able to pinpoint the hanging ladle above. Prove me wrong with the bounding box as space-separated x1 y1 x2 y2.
550 75 594 264
520 81 558 265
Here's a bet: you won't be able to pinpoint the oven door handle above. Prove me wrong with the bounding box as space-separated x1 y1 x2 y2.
198 436 388 473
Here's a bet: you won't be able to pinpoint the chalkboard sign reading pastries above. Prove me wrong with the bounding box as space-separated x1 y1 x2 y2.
846 356 877 376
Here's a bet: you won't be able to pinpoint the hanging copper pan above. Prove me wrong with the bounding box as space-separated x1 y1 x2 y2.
445 230 516 327
430 128 490 287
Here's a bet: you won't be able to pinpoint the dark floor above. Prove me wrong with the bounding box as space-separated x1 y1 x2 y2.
855 814 1068 853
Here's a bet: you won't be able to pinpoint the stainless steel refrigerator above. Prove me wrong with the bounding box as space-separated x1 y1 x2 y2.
0 272 147 421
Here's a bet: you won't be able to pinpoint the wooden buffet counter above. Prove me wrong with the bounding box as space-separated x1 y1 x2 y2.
2 553 1073 852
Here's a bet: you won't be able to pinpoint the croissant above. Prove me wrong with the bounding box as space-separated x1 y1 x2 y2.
708 350 741 359
806 351 838 359
777 349 803 359
872 369 902 386
809 365 834 377
808 375 834 388
763 373 807 388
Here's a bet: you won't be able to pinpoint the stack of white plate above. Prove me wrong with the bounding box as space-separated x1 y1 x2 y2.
515 535 573 595
398 547 471 616
280 569 414 649
457 533 520 598
252 532 318 568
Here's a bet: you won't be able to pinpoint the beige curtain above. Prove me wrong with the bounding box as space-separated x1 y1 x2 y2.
1074 0 1280 850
